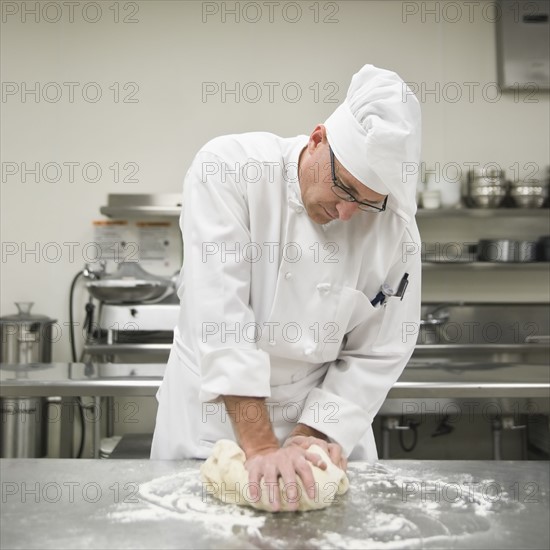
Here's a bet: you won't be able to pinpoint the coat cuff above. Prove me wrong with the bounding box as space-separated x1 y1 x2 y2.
298 387 371 457
199 348 271 402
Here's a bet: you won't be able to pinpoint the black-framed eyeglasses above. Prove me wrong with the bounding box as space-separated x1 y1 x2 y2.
329 146 387 213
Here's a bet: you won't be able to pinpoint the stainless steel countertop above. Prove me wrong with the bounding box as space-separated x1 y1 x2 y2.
1 361 549 398
1 458 548 549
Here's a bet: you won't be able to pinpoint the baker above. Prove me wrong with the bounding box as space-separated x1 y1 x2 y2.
151 64 422 511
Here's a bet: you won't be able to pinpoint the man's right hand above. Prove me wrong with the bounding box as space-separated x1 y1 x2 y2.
244 445 327 512
222 395 329 512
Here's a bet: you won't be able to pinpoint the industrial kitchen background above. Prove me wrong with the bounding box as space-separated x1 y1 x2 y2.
1 0 549 462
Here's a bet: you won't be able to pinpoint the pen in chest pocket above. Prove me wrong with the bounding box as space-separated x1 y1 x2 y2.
370 272 409 307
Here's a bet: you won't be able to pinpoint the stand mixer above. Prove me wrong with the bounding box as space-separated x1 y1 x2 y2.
83 261 180 346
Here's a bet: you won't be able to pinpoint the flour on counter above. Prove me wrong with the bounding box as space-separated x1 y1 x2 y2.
302 462 524 549
106 462 525 550
106 468 265 538
107 502 182 523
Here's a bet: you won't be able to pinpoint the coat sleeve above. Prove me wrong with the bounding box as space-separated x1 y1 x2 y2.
297 227 422 456
179 148 271 403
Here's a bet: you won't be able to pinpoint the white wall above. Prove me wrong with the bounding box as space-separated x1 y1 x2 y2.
2 0 549 362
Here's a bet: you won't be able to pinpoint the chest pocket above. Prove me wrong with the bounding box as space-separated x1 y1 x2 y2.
371 295 414 354
318 286 383 362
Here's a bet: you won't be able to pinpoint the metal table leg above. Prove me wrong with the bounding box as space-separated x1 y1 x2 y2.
93 396 101 458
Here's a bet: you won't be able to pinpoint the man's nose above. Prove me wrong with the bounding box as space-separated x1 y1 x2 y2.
336 201 359 220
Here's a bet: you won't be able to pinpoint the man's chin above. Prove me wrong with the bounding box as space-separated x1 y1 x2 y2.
311 212 331 225
304 205 335 225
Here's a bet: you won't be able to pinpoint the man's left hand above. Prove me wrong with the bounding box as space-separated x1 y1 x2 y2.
284 435 347 472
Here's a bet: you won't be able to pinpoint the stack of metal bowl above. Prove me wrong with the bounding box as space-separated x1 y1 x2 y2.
467 168 507 208
509 180 548 208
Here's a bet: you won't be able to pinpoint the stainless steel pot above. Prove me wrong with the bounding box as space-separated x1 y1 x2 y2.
477 239 519 262
0 302 56 364
477 239 538 262
0 302 55 458
538 236 550 261
517 241 537 262
1 397 48 458
418 305 451 345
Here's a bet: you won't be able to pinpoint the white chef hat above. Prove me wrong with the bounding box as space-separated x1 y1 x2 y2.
324 64 421 217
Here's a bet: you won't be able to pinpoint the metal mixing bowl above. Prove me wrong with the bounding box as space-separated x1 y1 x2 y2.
86 280 171 303
469 186 507 208
85 262 174 304
510 183 548 208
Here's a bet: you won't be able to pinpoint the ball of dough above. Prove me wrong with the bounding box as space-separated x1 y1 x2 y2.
200 439 349 512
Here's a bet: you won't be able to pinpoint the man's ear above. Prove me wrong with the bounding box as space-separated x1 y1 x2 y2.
308 124 326 151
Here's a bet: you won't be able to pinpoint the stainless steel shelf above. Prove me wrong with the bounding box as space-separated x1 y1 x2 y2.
82 342 547 355
414 343 549 352
100 206 548 218
417 207 549 217
100 206 181 218
99 193 182 218
0 363 165 397
99 204 548 219
1 362 548 399
422 261 550 269
83 343 172 354
83 342 549 355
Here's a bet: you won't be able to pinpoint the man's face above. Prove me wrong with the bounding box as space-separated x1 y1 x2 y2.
297 125 386 225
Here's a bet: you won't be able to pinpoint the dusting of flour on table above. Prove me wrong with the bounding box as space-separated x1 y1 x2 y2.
106 462 524 549
107 468 265 538
304 462 523 549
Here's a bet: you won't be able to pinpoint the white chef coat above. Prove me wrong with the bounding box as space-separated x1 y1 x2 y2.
151 132 421 462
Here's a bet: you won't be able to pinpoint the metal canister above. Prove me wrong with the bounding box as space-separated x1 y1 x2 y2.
477 239 519 262
0 302 56 363
1 396 49 458
517 241 538 262
0 302 56 458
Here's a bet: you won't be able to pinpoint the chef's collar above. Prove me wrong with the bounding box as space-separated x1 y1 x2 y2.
286 134 309 204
